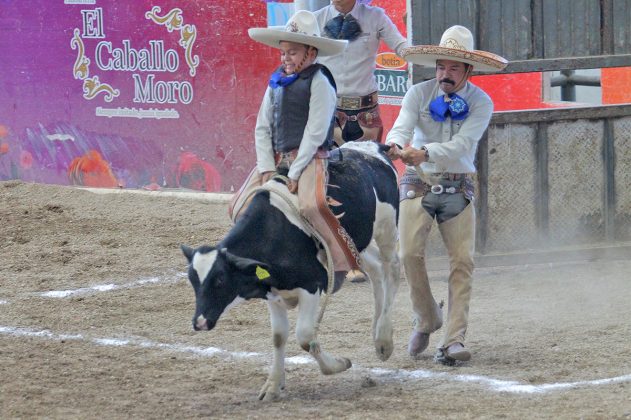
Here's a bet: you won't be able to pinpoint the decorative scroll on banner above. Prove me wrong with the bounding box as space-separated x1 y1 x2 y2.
69 5 198 115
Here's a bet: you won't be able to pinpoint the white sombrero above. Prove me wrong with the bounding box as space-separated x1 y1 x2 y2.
401 25 508 72
248 10 347 57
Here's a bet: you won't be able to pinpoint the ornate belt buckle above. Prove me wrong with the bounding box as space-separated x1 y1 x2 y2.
445 186 456 194
341 96 360 109
431 185 444 194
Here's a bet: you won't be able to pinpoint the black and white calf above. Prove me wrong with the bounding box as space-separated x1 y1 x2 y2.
181 142 400 401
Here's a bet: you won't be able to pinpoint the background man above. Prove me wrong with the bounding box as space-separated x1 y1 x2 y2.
315 0 407 144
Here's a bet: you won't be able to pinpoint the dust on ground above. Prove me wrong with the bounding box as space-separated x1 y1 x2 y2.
1 180 630 419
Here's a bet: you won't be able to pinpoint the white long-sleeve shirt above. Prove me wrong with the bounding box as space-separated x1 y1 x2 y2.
314 2 407 97
254 69 337 181
386 79 493 174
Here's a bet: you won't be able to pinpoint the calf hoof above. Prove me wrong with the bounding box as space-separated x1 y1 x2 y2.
258 380 282 401
309 341 352 375
374 339 394 361
318 357 353 375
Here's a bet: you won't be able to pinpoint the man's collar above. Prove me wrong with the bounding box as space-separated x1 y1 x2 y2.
332 0 360 16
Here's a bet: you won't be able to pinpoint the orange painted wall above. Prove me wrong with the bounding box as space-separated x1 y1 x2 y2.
602 67 631 104
473 73 546 111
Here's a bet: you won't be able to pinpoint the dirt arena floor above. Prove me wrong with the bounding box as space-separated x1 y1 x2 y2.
1 180 631 419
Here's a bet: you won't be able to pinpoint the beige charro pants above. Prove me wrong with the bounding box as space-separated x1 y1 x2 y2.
228 166 262 222
399 198 475 348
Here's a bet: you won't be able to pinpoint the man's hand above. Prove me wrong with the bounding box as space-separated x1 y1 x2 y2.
386 143 401 160
287 178 298 194
400 147 427 166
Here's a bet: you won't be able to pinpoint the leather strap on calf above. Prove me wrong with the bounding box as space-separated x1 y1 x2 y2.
311 156 361 271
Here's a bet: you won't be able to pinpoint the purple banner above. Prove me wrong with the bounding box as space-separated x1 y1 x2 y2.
0 0 276 191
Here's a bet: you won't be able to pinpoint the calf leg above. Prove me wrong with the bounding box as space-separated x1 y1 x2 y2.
363 204 400 361
361 241 390 360
258 300 289 401
295 289 352 375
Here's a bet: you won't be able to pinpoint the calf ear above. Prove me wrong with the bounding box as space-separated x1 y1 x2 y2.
221 248 271 278
181 245 195 263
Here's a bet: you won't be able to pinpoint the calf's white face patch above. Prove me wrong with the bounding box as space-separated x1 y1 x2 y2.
192 250 218 285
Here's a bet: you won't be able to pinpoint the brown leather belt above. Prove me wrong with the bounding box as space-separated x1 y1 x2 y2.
274 149 298 167
336 91 378 110
274 148 330 167
437 172 472 181
399 172 473 201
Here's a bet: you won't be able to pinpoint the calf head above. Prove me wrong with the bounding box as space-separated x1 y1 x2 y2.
181 245 273 331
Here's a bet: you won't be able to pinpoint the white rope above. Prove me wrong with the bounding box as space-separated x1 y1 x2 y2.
248 177 335 337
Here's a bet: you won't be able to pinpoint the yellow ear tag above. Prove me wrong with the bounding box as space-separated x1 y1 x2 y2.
255 266 270 281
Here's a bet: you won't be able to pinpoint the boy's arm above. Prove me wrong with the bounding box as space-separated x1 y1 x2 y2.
254 86 277 175
287 72 336 181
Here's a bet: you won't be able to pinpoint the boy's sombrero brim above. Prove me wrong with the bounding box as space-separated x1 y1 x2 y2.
248 27 347 57
401 45 508 73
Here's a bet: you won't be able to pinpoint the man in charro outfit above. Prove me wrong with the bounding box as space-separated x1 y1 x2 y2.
314 0 407 144
386 25 508 364
230 11 362 284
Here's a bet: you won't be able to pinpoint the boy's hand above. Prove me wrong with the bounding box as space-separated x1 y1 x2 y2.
287 178 298 194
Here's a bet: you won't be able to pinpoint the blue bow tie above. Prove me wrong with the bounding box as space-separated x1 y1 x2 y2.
323 13 362 41
429 93 469 122
268 69 299 88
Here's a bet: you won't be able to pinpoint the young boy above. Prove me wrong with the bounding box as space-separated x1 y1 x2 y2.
230 11 360 281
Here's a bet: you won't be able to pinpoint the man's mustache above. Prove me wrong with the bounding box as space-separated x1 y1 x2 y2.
439 78 455 85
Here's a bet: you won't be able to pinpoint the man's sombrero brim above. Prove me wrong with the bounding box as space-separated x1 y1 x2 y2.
401 45 508 72
248 28 347 57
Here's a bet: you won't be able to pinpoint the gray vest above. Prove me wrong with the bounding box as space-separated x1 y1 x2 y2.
271 64 336 153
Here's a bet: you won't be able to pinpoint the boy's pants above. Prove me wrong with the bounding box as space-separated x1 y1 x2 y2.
229 157 360 274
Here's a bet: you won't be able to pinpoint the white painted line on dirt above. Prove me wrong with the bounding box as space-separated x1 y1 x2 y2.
36 272 187 298
286 355 313 364
0 300 8 305
2 324 630 394
0 325 259 360
42 284 118 298
369 367 631 393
